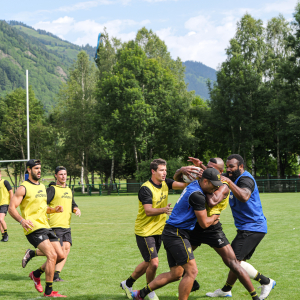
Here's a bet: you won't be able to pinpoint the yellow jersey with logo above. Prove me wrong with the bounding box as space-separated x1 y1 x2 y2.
0 180 10 206
48 186 73 228
135 180 169 237
20 180 49 235
206 181 229 216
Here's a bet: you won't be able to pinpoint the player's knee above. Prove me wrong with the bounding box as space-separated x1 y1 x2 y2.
48 250 57 262
227 258 240 272
150 258 159 270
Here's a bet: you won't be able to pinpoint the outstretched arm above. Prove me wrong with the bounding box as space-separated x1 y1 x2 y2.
206 184 230 208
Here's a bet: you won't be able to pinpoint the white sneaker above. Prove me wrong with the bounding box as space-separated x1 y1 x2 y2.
258 278 276 300
120 280 133 299
206 289 232 297
146 291 159 300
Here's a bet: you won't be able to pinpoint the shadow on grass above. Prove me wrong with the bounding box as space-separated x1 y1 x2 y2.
0 273 29 281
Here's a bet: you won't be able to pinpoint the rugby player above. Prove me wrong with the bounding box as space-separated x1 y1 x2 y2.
131 168 225 300
185 157 262 299
120 158 197 300
22 166 81 282
0 169 13 242
206 154 275 299
8 159 66 298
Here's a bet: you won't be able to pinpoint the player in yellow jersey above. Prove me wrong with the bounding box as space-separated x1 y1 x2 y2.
0 169 13 242
22 166 81 282
120 158 199 300
8 159 67 298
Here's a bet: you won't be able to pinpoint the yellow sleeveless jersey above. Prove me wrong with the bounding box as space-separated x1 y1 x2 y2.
206 181 230 216
135 180 169 237
20 181 49 235
48 185 73 228
0 180 10 206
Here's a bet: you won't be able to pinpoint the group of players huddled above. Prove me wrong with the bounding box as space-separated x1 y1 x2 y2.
1 160 81 297
120 156 276 300
0 155 276 299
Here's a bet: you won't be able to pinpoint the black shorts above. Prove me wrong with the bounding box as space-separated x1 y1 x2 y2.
0 205 9 215
231 230 266 261
162 224 194 268
26 228 59 248
136 235 161 262
52 228 72 246
189 221 230 249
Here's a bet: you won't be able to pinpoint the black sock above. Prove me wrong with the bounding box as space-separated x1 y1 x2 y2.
250 289 259 300
1 232 4 237
4 229 7 235
53 271 60 280
29 250 36 258
45 282 53 295
254 272 270 285
33 267 45 278
222 281 233 292
126 276 136 288
140 284 152 299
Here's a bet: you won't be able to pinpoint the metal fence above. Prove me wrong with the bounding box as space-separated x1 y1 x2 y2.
70 179 300 196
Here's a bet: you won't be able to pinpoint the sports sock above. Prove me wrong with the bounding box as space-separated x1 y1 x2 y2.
33 267 45 278
29 250 36 258
53 271 60 280
1 232 4 237
140 284 152 299
250 289 259 300
45 281 53 295
126 275 136 288
221 281 233 292
4 229 7 235
254 272 270 285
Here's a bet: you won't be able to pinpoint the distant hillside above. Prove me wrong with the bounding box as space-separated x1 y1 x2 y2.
0 20 96 111
183 60 217 99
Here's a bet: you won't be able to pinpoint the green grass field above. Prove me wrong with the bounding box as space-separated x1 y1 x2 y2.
0 193 298 299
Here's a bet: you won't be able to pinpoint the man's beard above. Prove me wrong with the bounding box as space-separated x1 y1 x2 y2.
226 169 241 182
31 172 40 181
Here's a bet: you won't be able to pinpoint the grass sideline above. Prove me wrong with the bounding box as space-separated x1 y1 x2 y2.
0 193 298 299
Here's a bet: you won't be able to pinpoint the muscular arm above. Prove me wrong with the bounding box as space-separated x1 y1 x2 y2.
206 184 230 208
172 181 188 190
8 186 26 223
173 166 201 183
143 203 172 216
194 210 219 229
222 177 251 203
9 190 13 201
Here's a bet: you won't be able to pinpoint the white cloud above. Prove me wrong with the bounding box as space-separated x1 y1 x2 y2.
34 17 151 46
262 0 297 14
58 0 114 12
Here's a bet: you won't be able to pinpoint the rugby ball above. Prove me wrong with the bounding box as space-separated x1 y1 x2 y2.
182 167 201 183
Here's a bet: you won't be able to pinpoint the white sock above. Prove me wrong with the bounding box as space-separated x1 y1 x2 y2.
240 261 258 279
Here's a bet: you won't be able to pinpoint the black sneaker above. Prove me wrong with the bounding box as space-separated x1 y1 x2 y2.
0 235 8 242
22 249 33 268
191 280 200 292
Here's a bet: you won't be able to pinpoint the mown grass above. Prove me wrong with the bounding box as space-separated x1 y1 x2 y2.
0 193 298 299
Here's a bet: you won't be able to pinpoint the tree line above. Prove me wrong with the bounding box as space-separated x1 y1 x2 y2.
1 8 300 189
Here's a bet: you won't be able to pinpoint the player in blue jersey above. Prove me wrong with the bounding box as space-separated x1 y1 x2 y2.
206 154 275 300
132 168 261 300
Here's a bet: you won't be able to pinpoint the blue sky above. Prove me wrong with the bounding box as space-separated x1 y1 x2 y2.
2 0 299 69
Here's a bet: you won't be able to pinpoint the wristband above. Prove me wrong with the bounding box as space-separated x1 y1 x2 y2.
20 219 25 225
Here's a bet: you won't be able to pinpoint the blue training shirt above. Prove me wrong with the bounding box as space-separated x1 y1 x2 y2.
167 180 205 231
229 171 267 233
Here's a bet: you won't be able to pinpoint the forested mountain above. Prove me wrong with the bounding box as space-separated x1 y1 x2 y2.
0 20 215 110
0 20 96 111
183 60 217 99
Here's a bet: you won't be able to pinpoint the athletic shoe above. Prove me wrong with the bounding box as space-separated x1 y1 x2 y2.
191 280 200 292
29 271 43 293
53 277 64 282
206 289 232 297
258 278 276 300
131 290 144 300
120 280 133 299
146 291 159 300
44 291 67 297
0 234 8 242
22 249 33 268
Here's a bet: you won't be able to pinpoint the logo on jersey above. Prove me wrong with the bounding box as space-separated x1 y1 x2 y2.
38 190 43 193
230 194 233 199
188 247 192 253
61 191 72 199
35 190 46 198
218 239 224 245
150 247 154 253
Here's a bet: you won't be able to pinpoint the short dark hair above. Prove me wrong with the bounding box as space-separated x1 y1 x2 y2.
55 166 67 174
227 154 244 166
209 158 217 164
150 158 167 172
